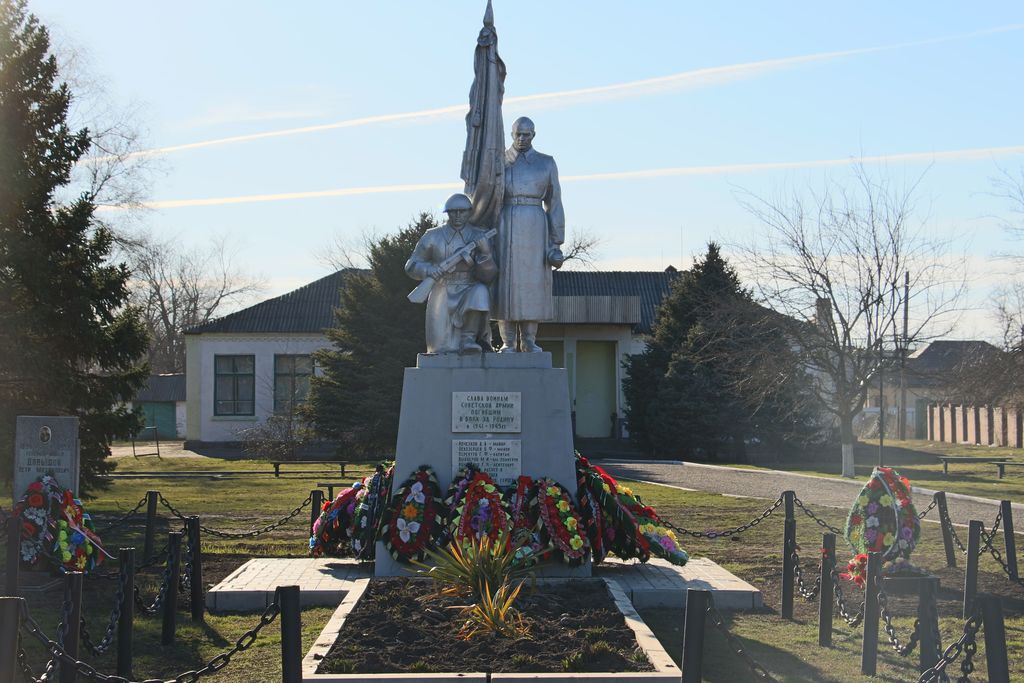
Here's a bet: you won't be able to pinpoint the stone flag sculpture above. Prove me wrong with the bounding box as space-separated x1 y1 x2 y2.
461 0 506 231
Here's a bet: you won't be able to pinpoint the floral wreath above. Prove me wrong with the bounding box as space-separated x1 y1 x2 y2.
842 466 920 583
380 466 445 564
450 471 509 549
309 482 363 558
503 475 547 564
350 464 393 560
575 455 648 563
532 478 588 566
614 482 688 567
14 475 107 573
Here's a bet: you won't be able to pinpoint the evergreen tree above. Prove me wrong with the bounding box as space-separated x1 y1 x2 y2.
623 243 814 458
305 214 435 456
0 0 148 493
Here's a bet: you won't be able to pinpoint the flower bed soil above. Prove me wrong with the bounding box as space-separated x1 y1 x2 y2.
318 577 654 674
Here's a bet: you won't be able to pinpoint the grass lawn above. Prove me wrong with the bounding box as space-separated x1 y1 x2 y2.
723 439 1024 504
4 456 1023 681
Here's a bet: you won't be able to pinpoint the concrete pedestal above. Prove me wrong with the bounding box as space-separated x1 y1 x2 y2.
375 352 589 577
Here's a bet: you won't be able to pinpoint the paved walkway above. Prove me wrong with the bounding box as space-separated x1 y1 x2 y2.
595 459 1023 532
207 556 762 612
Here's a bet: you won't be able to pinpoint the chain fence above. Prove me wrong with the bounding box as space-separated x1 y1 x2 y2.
664 495 783 540
705 594 780 682
17 588 283 683
918 610 983 683
830 565 865 627
158 492 312 539
790 543 821 600
134 553 176 617
92 495 150 534
918 498 938 521
80 568 129 656
876 583 921 657
793 496 844 536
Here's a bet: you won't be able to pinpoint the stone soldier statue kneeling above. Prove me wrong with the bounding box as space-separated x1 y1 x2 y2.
405 193 497 354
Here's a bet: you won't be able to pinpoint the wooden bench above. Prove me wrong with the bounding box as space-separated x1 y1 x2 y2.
271 460 348 478
992 461 1024 479
937 456 1011 476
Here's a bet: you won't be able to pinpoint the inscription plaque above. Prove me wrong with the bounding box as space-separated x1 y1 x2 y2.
451 439 522 486
452 391 521 433
13 415 80 503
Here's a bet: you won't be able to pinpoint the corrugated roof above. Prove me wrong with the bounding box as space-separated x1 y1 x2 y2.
135 374 186 402
906 340 1002 386
185 269 361 335
552 270 677 332
186 268 678 336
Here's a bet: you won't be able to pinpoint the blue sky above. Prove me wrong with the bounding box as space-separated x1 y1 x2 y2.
30 1 1024 338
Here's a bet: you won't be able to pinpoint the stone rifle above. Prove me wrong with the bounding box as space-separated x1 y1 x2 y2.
406 228 497 304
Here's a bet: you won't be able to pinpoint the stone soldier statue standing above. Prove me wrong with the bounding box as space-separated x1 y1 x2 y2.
405 194 497 354
494 116 565 352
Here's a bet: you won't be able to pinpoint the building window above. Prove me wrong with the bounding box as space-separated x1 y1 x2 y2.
214 355 255 416
274 355 313 414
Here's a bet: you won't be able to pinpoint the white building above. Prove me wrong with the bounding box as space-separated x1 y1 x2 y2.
184 268 677 446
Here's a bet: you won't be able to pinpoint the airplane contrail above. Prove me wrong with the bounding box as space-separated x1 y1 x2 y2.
93 23 1024 163
98 144 1024 212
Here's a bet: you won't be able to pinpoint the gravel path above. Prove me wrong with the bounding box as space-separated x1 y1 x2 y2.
595 459 1023 533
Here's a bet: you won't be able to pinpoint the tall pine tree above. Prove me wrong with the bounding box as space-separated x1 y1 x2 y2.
0 0 148 492
305 214 435 456
623 243 815 459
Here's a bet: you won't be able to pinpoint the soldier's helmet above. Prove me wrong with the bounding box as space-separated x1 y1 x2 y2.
443 193 473 213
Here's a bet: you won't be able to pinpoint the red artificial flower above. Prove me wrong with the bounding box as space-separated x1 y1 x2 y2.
27 493 43 508
27 482 42 492
850 514 862 525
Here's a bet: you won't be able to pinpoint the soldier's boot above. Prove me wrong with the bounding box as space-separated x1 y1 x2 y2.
497 321 517 353
522 321 543 353
460 333 482 354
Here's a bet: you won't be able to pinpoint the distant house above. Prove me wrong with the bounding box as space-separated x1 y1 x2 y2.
861 339 1002 438
134 374 186 439
183 268 677 447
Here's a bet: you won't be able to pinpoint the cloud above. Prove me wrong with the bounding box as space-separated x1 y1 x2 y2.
180 107 328 129
98 144 1024 212
91 23 1024 163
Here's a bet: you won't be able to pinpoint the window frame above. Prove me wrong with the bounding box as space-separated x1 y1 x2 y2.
213 354 256 416
273 354 313 414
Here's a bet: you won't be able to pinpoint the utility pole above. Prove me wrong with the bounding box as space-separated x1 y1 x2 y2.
898 271 909 440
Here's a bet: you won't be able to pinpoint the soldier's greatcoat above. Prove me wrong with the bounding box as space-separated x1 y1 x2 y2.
493 147 564 322
405 223 496 354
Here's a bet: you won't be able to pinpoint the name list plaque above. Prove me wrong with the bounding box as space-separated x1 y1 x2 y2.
451 391 521 433
451 439 522 487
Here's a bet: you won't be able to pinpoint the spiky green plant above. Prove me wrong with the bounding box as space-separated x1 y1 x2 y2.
412 528 533 600
458 578 530 640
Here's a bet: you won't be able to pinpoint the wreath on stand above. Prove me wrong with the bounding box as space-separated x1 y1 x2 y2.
350 464 394 560
532 478 589 567
380 466 445 564
842 466 921 584
450 470 509 549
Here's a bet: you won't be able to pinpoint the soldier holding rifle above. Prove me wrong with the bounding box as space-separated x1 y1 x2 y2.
405 193 497 354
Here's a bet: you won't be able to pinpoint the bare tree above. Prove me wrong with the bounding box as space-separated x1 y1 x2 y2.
560 228 604 269
739 166 965 477
128 233 264 373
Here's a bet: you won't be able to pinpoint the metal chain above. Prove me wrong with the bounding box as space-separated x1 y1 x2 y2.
19 590 282 683
793 497 843 535
917 611 983 683
159 492 312 539
18 593 73 682
664 495 783 539
917 498 938 520
93 495 150 534
790 542 820 600
876 583 920 656
985 536 1024 588
705 596 780 682
830 565 864 627
81 568 128 656
179 525 193 594
134 553 175 616
941 505 1000 557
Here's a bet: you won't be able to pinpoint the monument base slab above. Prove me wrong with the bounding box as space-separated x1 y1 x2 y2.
375 352 589 578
